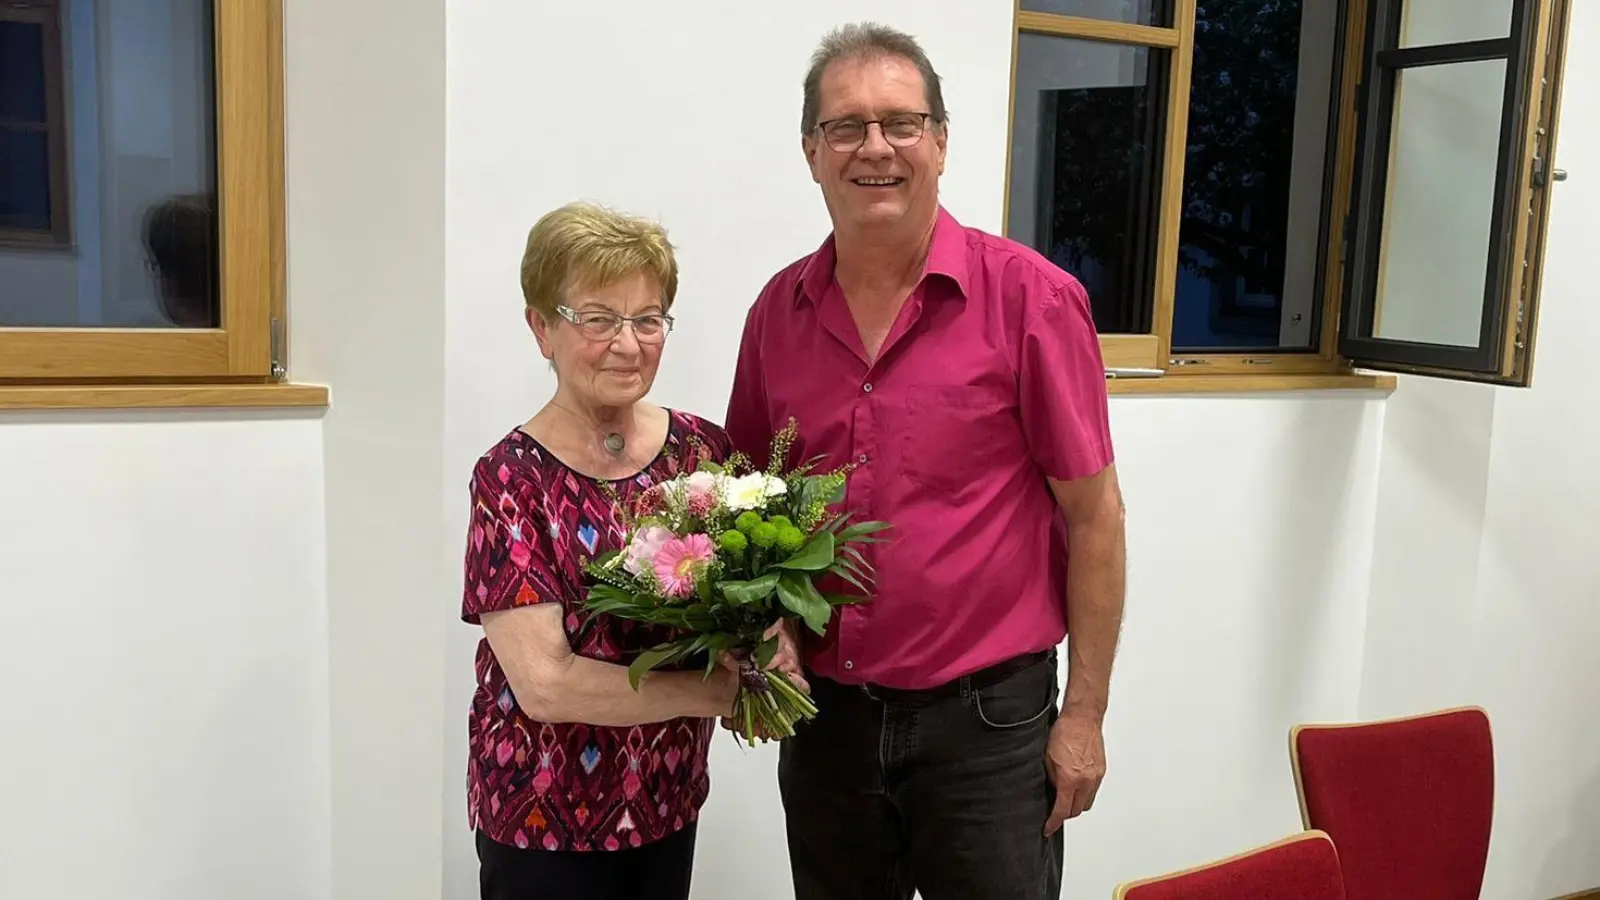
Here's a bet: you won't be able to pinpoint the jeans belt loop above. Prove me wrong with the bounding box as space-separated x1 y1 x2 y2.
959 674 972 699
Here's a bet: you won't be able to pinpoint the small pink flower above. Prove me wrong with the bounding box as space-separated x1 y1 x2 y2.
684 471 716 517
652 534 715 598
633 485 666 517
622 525 672 576
686 491 714 517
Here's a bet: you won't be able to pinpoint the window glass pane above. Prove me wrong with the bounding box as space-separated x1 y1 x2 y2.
1372 59 1506 348
1020 0 1170 27
1398 0 1513 47
0 0 220 329
0 20 49 123
0 127 52 230
1008 33 1168 335
1171 0 1338 352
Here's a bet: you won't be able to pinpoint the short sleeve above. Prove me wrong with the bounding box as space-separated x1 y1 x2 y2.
461 455 564 625
724 301 775 470
1018 277 1115 482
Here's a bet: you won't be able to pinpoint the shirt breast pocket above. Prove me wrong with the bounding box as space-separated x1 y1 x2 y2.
901 385 1015 495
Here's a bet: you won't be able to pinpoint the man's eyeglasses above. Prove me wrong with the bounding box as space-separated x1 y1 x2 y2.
555 306 674 343
815 112 933 153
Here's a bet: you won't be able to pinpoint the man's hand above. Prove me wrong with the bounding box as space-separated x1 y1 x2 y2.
1043 710 1106 836
767 618 808 694
718 618 809 738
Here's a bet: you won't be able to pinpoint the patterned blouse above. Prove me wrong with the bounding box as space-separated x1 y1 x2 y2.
460 410 733 851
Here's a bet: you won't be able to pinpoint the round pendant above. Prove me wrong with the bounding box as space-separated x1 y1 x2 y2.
603 432 625 454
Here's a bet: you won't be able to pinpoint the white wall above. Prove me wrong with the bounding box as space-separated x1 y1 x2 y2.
442 3 1386 898
1361 4 1600 896
285 0 449 898
0 414 331 899
0 0 446 897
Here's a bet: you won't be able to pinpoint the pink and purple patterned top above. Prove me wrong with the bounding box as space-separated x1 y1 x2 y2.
460 410 733 852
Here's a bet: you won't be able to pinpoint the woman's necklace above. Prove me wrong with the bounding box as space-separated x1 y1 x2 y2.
546 401 640 466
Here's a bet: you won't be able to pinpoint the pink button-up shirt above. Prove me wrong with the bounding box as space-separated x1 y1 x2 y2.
724 207 1114 690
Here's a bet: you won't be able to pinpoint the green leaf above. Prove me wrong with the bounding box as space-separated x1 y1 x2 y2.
777 571 831 635
696 460 725 474
821 592 868 608
584 584 627 605
717 572 781 605
755 635 779 669
838 520 892 543
827 563 870 594
775 530 835 571
626 644 686 690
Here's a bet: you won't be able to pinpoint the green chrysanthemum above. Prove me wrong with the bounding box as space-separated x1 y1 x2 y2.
750 522 779 549
735 511 762 534
775 525 805 554
718 529 748 555
768 515 793 530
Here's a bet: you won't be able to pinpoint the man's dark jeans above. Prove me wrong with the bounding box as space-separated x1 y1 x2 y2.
777 650 1064 900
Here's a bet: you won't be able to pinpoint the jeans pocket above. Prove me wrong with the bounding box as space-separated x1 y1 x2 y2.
970 659 1058 730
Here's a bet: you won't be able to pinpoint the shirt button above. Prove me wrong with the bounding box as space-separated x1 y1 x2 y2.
858 454 868 464
844 660 854 670
863 382 873 393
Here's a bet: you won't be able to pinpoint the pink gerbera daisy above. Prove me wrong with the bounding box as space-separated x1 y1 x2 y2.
651 534 715 598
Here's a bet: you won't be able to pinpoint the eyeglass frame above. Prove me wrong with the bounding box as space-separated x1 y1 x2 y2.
554 305 675 342
812 112 937 153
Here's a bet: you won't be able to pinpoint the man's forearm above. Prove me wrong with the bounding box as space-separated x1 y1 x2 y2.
1061 511 1126 721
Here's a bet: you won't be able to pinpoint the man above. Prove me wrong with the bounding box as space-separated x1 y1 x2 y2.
722 21 1127 900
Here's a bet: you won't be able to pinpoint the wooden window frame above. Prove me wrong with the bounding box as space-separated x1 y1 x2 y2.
0 0 71 249
0 0 322 409
1002 0 1572 392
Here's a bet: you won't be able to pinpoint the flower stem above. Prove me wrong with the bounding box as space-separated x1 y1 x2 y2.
728 670 819 745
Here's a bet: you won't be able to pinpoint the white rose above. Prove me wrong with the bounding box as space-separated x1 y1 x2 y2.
722 472 787 511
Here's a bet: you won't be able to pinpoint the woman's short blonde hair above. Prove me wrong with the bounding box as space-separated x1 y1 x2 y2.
519 201 678 319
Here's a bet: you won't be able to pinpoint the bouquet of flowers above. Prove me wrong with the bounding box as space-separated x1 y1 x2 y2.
582 419 889 745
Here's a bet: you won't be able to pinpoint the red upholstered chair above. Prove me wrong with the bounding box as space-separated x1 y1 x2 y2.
1289 706 1494 900
1114 831 1346 900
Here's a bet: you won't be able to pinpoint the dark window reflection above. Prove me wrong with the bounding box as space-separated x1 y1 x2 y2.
1172 0 1327 351
1008 34 1168 335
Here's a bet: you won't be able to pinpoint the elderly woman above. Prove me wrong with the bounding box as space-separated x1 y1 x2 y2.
460 201 799 900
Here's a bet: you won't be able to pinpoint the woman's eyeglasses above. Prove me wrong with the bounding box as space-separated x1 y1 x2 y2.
555 306 674 343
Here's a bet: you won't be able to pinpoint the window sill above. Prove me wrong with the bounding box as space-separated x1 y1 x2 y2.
1107 372 1397 395
0 383 330 411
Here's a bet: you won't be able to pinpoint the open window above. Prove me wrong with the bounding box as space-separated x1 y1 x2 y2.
1337 0 1570 386
1004 0 1572 389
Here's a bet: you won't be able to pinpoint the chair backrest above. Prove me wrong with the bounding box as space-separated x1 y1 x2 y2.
1115 831 1346 900
1290 706 1494 900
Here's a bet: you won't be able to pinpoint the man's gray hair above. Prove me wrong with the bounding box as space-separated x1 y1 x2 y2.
800 22 948 135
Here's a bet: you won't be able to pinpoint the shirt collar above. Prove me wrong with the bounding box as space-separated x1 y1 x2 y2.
795 205 971 307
